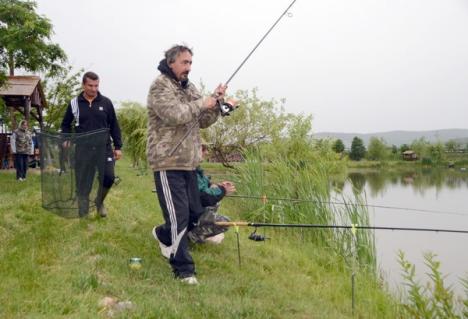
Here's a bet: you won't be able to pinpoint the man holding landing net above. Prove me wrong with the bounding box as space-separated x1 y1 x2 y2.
61 71 123 218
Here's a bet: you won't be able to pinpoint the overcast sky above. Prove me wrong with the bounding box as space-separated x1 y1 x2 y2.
34 0 468 133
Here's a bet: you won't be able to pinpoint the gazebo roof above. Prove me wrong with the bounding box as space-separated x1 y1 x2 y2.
0 75 47 108
0 76 41 96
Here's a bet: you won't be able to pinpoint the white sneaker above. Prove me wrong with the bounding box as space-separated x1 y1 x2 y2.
180 276 199 285
205 233 225 244
152 227 171 259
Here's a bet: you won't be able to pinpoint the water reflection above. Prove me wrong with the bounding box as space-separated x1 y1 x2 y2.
334 168 468 197
331 167 468 296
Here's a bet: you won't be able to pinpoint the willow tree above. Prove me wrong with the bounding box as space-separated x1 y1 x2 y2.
203 88 290 167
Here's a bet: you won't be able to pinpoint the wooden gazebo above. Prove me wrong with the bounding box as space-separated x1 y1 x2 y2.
0 75 47 130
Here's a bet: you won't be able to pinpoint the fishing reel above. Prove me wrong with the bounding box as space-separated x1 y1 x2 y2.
218 100 236 117
249 228 268 241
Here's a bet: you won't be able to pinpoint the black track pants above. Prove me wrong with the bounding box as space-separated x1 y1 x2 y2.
154 170 204 278
74 145 115 198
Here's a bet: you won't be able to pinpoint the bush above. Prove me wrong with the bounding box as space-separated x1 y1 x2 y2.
421 157 433 165
398 251 468 318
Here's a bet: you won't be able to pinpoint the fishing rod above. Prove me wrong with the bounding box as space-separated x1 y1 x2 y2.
224 0 297 86
216 221 468 235
169 0 297 156
226 194 468 217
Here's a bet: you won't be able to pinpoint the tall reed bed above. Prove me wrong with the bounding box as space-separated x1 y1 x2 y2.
233 150 376 270
116 102 148 170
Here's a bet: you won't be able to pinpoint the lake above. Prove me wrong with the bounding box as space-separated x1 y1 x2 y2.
334 167 468 295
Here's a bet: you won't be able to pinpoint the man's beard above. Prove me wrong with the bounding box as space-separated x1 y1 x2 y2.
179 72 189 81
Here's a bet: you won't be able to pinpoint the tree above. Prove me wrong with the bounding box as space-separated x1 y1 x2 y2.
349 136 366 161
0 0 66 76
332 138 345 153
367 137 389 161
445 139 459 153
399 144 410 153
429 142 445 164
411 137 430 159
43 66 82 130
203 88 290 167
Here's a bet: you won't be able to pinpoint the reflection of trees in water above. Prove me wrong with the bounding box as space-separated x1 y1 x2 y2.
348 172 366 195
366 172 388 197
445 171 465 189
411 168 448 195
389 174 399 186
343 168 468 195
331 180 345 193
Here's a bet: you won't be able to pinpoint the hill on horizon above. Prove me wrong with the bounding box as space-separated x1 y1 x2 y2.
314 128 468 148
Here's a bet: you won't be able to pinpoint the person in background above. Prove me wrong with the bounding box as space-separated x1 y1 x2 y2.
11 120 33 181
188 141 236 244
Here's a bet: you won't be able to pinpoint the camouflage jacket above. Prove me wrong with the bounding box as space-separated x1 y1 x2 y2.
11 128 33 154
147 74 220 171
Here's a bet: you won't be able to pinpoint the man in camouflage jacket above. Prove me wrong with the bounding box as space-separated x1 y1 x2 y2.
147 44 233 284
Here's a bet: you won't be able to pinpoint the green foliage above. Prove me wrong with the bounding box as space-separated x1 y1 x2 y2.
463 277 468 318
400 144 410 153
270 114 314 161
333 138 345 153
367 137 390 161
204 88 291 166
398 251 466 318
428 142 445 164
421 157 433 165
0 71 5 86
411 137 430 159
350 137 366 161
43 66 82 130
0 0 67 76
235 147 375 269
445 140 460 153
117 101 148 169
0 161 400 318
0 96 5 119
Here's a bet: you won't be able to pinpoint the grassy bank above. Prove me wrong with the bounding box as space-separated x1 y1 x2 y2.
0 159 400 318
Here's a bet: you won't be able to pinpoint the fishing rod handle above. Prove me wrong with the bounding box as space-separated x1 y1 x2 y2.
216 221 250 227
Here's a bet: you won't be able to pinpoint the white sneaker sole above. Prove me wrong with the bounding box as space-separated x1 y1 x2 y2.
205 233 225 244
152 227 171 259
180 276 199 285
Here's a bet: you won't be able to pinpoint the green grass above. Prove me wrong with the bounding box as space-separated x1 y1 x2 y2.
0 160 400 318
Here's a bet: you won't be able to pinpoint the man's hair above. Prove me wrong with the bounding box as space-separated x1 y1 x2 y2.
165 45 193 64
82 71 99 84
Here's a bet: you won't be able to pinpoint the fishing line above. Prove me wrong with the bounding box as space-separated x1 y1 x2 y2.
217 221 468 235
226 194 468 217
169 0 297 156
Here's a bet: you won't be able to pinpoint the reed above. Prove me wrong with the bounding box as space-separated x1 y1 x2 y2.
234 149 376 269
